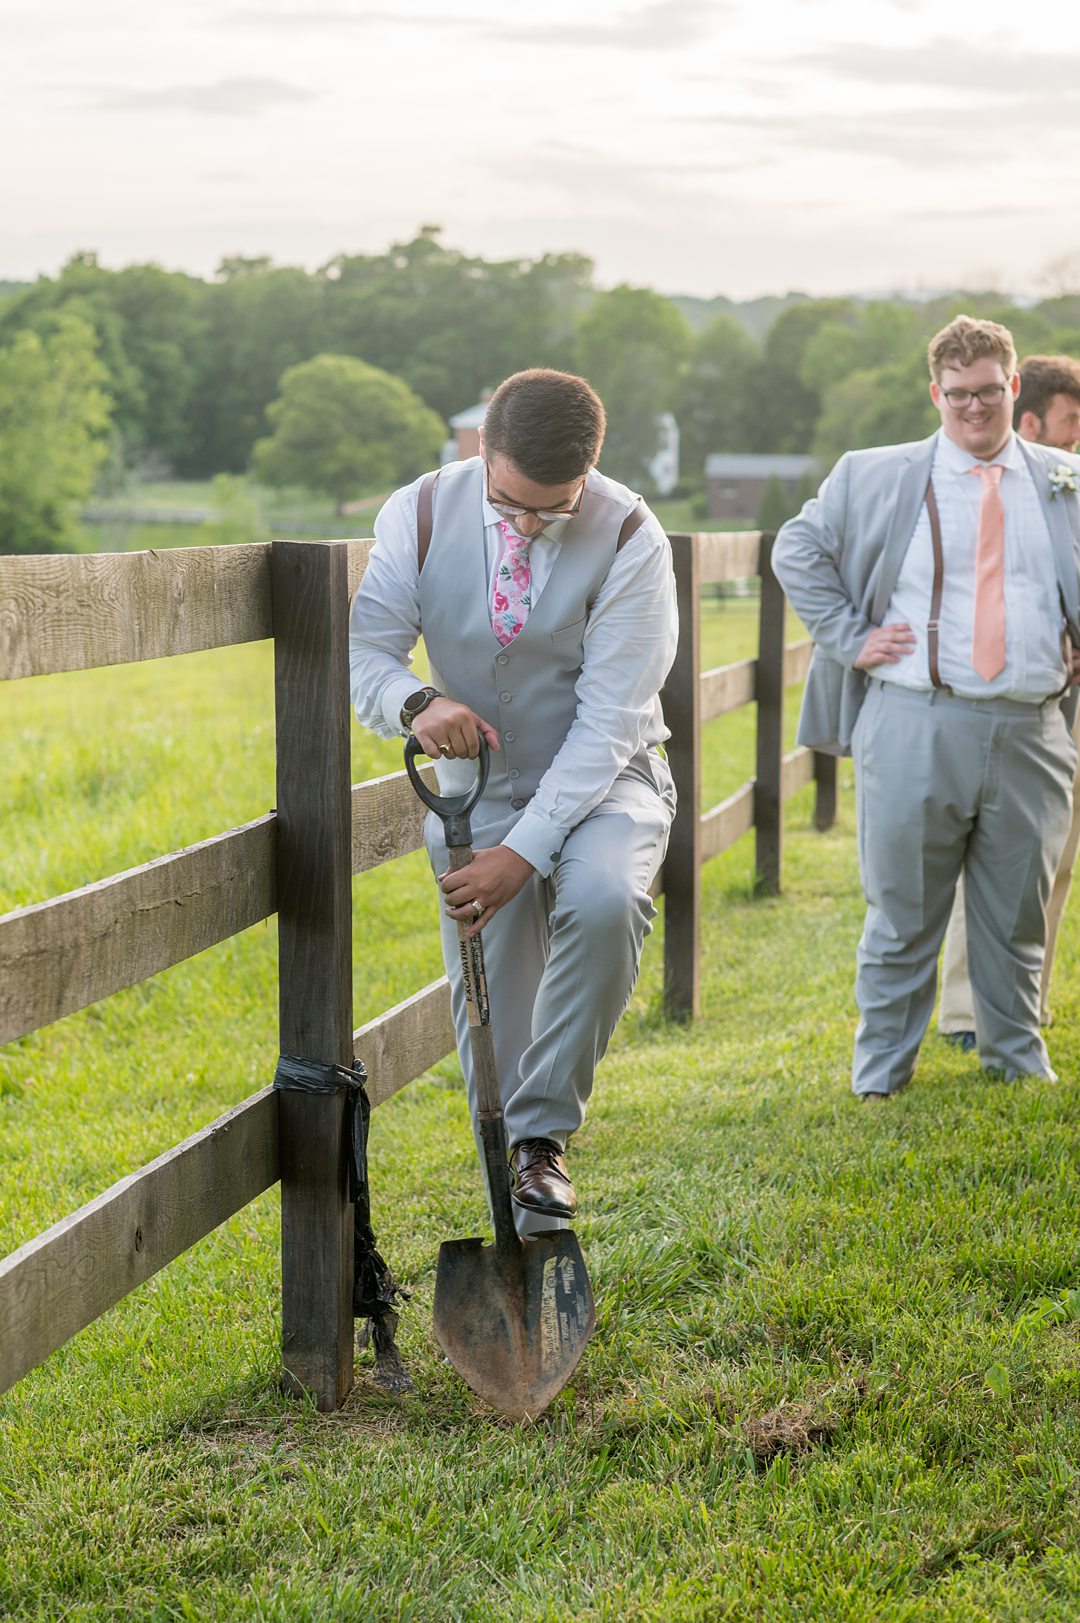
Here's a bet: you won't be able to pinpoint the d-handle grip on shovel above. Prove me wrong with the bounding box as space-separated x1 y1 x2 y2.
403 735 518 1258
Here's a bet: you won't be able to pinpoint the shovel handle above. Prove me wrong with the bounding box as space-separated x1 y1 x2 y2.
404 734 519 1259
404 734 489 849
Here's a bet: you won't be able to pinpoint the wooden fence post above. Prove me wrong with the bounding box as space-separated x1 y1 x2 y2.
272 540 355 1411
663 533 702 1022
813 752 838 832
754 534 785 897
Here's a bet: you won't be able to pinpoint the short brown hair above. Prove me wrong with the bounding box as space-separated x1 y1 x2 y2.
483 369 606 484
927 315 1017 383
1015 355 1080 426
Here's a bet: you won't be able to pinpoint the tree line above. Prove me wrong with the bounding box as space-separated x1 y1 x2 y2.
4 225 1080 552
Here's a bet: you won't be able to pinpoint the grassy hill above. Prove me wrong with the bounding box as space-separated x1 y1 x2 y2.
3 602 1080 1619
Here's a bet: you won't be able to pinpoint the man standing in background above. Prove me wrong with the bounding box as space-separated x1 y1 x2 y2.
774 317 1080 1098
938 355 1080 1047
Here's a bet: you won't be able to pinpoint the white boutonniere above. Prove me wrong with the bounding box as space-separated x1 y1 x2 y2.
1048 464 1079 500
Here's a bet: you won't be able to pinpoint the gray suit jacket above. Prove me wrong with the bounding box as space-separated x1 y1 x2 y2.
772 430 1080 755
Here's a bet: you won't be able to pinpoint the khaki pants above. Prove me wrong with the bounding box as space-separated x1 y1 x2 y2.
939 705 1080 1032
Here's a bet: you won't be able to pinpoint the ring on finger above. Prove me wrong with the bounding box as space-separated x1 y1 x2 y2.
440 745 453 758
470 900 483 918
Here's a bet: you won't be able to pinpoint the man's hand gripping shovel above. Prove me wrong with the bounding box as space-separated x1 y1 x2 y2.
405 737 595 1420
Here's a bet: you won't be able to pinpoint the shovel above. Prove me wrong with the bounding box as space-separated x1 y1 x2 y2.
405 736 596 1419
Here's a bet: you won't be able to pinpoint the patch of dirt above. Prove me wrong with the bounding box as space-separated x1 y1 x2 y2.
743 1400 834 1462
742 1372 868 1463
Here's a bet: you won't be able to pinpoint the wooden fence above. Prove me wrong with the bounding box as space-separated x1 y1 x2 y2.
0 529 834 1411
663 531 836 1019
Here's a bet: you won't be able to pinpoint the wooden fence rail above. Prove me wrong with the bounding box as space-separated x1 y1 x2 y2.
662 531 836 1019
0 527 833 1407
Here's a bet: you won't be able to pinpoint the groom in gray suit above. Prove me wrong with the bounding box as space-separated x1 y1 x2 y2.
350 369 678 1230
774 315 1080 1096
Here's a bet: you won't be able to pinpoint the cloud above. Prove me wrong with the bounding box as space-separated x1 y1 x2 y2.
793 37 1079 95
222 0 722 49
222 6 442 27
88 76 316 115
691 91 1080 169
500 0 723 49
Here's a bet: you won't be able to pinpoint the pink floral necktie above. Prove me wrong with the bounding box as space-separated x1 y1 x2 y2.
969 463 1006 681
491 519 533 646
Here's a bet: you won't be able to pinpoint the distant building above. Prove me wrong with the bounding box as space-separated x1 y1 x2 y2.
705 453 816 522
443 393 491 464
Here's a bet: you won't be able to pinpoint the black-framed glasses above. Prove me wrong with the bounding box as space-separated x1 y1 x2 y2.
484 467 586 525
941 385 1009 409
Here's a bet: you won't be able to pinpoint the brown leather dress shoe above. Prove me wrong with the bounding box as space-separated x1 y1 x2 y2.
509 1138 578 1218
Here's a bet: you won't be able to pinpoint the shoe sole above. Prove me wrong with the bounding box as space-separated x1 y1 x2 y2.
510 1189 577 1219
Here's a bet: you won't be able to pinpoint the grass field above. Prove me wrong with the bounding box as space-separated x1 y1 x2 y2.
75 481 736 556
4 600 1080 1619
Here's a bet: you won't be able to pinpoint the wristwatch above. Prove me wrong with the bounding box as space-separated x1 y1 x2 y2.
400 686 444 732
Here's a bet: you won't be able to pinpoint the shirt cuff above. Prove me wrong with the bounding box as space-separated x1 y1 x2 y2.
501 809 565 878
379 673 425 736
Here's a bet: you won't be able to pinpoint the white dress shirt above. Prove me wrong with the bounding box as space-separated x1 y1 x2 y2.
878 430 1067 702
349 475 679 873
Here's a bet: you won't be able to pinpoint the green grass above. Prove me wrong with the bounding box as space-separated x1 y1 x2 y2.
80 479 385 552
4 602 1080 1618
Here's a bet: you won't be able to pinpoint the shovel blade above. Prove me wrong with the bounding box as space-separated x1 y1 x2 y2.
433 1229 595 1419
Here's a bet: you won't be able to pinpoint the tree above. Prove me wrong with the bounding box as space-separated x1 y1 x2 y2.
756 474 796 534
677 314 760 479
812 353 937 467
574 285 693 487
0 313 113 553
320 229 592 420
742 299 855 453
252 354 446 512
799 301 921 397
0 253 203 470
181 263 324 476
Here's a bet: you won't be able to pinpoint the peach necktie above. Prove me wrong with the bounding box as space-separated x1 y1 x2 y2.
969 463 1006 681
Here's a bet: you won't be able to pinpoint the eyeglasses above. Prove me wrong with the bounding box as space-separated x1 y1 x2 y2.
941 385 1009 409
484 468 586 525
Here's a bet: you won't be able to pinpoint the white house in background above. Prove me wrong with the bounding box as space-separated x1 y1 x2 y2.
648 412 679 496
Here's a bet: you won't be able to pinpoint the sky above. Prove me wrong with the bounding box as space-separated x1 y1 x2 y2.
4 0 1080 301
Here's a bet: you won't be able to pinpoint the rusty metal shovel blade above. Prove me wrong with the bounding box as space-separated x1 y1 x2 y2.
433 1227 596 1420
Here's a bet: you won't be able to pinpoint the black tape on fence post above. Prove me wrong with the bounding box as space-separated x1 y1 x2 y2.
273 1054 412 1393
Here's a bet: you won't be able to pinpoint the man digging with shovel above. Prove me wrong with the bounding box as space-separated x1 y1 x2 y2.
349 368 678 1241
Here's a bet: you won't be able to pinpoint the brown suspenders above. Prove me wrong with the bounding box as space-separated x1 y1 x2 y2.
616 499 648 551
416 469 439 573
924 480 949 692
415 473 648 574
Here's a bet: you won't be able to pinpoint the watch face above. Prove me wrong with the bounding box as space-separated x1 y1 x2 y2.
403 687 438 720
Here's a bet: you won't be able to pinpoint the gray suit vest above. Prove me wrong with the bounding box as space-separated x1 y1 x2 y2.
418 458 665 812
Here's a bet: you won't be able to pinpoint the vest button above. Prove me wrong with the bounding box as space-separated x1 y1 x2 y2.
497 654 509 665
508 768 520 780
500 692 512 702
511 798 525 810
504 730 516 741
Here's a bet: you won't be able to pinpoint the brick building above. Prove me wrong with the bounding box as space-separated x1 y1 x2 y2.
705 453 816 522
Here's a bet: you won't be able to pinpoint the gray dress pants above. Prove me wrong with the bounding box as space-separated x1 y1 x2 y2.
938 702 1080 1030
852 680 1074 1095
426 759 675 1236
